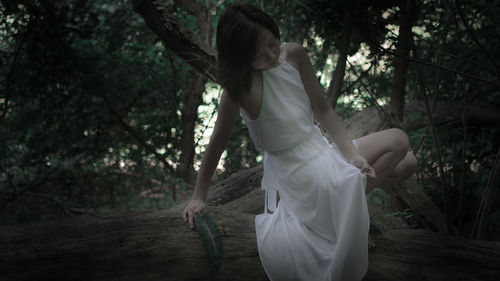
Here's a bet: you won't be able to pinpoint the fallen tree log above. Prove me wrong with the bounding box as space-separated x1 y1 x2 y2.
0 207 264 281
365 228 500 281
1 164 498 280
173 160 448 235
2 203 500 281
385 179 448 234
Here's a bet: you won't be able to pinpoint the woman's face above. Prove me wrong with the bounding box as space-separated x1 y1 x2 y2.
251 28 281 71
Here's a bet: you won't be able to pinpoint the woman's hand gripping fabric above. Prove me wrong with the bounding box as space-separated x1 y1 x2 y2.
349 155 376 179
183 198 207 229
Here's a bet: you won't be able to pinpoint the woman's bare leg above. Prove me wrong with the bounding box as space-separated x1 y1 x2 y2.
354 128 417 192
382 151 417 186
353 128 417 250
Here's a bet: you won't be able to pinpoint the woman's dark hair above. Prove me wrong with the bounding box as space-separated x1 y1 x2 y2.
216 4 280 101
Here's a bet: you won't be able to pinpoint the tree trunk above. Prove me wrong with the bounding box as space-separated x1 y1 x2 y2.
177 69 205 183
389 0 417 123
131 0 217 81
0 207 265 281
316 37 332 83
474 147 500 239
176 0 214 183
327 7 353 109
406 100 500 131
364 228 500 281
2 187 500 281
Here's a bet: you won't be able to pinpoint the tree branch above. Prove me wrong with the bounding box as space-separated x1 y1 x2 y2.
416 68 452 234
342 1 500 87
473 148 500 239
102 92 177 177
406 100 500 131
130 0 217 81
326 4 354 109
454 0 500 86
346 59 391 120
2 31 27 120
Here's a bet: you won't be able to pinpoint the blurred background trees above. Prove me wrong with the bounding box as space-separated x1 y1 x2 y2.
1 0 499 240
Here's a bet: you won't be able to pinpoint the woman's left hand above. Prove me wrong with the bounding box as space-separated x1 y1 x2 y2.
350 155 376 179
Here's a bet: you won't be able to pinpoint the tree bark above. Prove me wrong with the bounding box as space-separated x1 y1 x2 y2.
474 147 500 239
131 0 216 184
0 207 265 281
2 189 500 281
177 69 205 183
385 179 448 234
406 101 500 131
364 228 500 281
130 0 217 81
316 37 332 83
389 0 417 123
326 7 353 109
176 0 213 183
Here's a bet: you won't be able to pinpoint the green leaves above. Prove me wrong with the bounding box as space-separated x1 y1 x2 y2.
194 212 224 279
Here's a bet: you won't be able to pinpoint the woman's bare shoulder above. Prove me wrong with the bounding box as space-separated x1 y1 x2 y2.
281 42 304 71
282 42 304 54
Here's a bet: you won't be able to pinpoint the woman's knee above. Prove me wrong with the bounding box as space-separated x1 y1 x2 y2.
396 151 418 179
387 128 410 154
406 151 418 176
355 128 411 164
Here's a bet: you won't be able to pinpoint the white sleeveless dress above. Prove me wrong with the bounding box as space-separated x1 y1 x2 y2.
240 57 370 281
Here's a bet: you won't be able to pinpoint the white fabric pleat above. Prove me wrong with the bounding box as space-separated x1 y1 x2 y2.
241 59 370 281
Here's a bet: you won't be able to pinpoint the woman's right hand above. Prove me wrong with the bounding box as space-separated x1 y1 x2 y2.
182 198 207 229
349 155 376 179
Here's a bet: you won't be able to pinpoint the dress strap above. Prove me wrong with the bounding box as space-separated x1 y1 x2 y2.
264 188 277 214
262 152 277 214
264 189 268 214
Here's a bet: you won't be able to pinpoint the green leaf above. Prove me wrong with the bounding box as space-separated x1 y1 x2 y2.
194 213 224 280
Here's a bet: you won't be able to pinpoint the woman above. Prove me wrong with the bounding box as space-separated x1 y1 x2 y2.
183 4 417 281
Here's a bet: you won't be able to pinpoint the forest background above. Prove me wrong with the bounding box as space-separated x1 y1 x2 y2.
1 0 499 243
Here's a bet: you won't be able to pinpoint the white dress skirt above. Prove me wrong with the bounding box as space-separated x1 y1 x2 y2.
255 126 369 281
240 57 370 281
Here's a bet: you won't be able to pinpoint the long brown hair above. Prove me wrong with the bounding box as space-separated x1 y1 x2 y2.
216 4 280 101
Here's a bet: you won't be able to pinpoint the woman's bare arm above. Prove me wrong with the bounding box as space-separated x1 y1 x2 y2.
292 43 375 177
183 89 239 228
